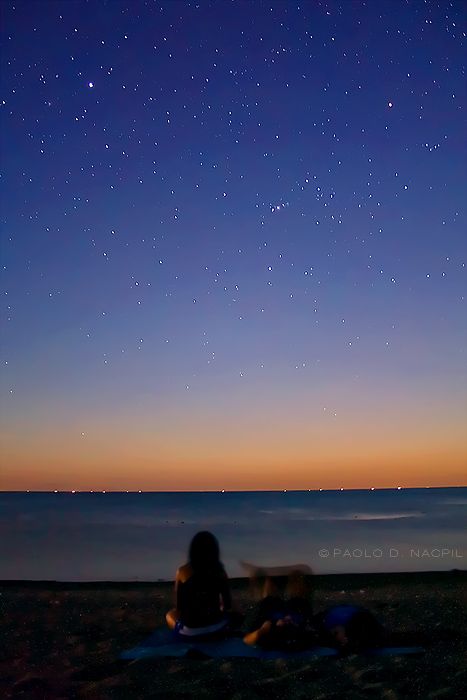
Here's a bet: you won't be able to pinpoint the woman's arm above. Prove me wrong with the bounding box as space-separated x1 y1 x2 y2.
174 567 183 610
165 568 182 630
220 570 232 611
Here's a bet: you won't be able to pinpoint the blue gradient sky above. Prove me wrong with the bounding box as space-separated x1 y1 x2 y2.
1 1 466 490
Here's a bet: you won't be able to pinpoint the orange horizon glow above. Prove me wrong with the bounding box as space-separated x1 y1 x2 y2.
2 373 466 492
2 446 466 492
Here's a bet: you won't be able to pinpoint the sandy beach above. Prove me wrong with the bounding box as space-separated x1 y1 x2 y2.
1 570 466 699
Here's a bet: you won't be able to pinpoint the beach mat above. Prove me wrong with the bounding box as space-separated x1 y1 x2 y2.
120 629 338 660
367 646 425 656
120 630 425 661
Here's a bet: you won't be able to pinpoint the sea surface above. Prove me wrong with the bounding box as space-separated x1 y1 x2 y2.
1 488 466 581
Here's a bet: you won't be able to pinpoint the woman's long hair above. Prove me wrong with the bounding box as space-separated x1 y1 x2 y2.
188 531 224 576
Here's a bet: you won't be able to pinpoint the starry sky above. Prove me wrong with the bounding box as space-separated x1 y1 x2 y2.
1 0 466 492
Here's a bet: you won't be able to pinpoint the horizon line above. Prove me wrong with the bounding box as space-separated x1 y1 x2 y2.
1 485 466 494
0 570 466 587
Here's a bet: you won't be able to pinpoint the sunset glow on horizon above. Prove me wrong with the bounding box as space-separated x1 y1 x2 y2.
2 386 466 491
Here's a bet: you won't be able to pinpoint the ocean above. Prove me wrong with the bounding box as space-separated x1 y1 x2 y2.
1 488 466 581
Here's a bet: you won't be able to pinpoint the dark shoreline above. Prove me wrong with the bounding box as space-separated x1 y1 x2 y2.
1 568 465 589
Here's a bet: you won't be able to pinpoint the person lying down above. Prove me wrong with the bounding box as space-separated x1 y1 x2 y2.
241 563 316 651
241 562 386 653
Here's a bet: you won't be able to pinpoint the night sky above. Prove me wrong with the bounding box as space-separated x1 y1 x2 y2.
1 1 466 491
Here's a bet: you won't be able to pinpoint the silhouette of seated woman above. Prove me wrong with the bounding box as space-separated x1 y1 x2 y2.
166 531 235 638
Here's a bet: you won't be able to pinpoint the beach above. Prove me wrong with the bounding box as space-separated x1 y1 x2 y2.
2 571 466 699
